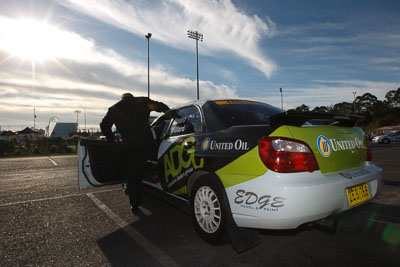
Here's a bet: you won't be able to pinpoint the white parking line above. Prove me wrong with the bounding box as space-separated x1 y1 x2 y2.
138 206 152 216
48 157 58 166
0 188 120 207
87 193 179 267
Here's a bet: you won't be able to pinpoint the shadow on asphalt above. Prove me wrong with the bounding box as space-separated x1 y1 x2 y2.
97 228 164 267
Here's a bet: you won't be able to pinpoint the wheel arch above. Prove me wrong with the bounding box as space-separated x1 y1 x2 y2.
187 171 225 198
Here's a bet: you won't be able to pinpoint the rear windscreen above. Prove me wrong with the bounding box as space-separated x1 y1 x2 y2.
208 100 284 127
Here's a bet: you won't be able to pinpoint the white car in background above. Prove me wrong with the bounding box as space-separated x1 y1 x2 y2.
372 131 400 144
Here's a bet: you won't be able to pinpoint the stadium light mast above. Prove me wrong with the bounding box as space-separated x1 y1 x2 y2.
145 33 152 98
280 88 284 110
187 30 203 100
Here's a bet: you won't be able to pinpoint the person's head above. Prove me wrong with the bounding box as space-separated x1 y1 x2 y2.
121 93 134 101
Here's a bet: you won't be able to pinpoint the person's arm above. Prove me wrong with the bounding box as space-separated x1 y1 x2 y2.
148 99 170 113
100 108 116 142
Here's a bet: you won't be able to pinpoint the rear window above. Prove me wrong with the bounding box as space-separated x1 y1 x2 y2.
202 100 284 132
213 100 284 125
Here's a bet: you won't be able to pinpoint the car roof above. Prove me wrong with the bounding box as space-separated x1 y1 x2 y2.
170 99 266 110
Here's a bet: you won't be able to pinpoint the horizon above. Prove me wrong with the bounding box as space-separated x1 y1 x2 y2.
1 0 399 130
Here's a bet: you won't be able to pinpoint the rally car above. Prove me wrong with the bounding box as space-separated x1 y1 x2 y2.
78 99 382 245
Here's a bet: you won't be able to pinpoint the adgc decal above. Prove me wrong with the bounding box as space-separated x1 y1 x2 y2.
317 135 332 157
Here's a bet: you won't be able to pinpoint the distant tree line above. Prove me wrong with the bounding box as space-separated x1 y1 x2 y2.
291 87 400 132
0 137 76 157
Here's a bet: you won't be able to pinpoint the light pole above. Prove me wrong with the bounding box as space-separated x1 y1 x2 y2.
75 110 81 131
280 88 283 110
33 108 36 129
84 107 87 132
187 30 203 100
145 33 152 98
353 91 356 114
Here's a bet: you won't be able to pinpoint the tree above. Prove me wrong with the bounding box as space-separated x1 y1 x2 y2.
354 93 378 114
312 106 329 113
0 140 15 156
331 102 353 115
294 104 310 112
385 87 400 108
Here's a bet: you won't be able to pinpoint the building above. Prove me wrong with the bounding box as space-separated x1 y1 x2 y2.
0 130 17 141
17 127 38 140
47 117 77 138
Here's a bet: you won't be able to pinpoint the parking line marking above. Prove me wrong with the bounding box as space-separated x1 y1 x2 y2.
48 157 58 166
0 188 120 207
87 193 179 267
139 206 152 216
368 219 400 226
372 147 400 153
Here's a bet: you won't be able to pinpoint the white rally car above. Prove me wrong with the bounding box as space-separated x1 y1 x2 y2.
78 100 382 247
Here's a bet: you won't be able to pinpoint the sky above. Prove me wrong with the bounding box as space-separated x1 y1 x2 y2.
0 0 399 131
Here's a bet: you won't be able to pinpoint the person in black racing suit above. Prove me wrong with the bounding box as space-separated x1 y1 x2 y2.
100 93 169 213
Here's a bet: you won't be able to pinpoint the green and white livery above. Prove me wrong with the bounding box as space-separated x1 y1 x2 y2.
78 100 382 246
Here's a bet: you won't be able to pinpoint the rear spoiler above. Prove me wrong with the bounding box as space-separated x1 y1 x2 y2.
269 111 365 128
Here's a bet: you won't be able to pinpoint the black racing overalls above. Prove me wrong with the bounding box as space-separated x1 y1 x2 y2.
100 96 169 208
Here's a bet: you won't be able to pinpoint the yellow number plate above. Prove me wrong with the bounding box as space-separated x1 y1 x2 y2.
346 183 370 207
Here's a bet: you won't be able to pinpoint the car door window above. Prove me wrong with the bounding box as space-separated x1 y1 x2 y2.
168 106 203 137
151 113 173 141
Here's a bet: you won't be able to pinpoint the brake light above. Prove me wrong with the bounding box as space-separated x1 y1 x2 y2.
258 137 319 173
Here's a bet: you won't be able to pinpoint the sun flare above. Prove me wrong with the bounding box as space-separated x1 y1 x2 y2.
0 18 91 62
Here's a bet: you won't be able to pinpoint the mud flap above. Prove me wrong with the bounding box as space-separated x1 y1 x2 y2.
223 190 260 253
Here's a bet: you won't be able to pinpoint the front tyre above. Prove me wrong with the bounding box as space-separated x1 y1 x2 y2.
382 138 390 144
189 175 227 244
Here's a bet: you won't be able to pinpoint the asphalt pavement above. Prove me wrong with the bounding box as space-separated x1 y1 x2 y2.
0 146 399 266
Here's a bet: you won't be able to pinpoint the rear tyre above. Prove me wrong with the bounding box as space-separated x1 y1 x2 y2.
382 138 390 144
189 175 227 244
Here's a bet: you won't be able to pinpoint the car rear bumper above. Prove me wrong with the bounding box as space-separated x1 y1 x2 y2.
225 162 382 229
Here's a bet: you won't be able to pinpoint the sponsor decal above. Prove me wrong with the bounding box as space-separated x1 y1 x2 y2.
234 189 286 212
317 135 365 157
201 137 211 151
170 116 189 135
317 135 332 157
329 137 365 151
201 138 249 151
164 136 204 185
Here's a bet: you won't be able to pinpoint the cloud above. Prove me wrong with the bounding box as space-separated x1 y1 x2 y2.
280 80 399 109
0 17 238 129
245 79 399 111
275 22 346 37
59 0 276 78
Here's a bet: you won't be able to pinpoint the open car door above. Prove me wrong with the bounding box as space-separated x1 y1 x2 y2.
78 139 128 189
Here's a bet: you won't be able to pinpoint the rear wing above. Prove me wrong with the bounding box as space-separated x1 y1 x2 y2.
269 111 365 128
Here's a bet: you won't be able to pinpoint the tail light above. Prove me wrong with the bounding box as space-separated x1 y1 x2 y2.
258 137 319 173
